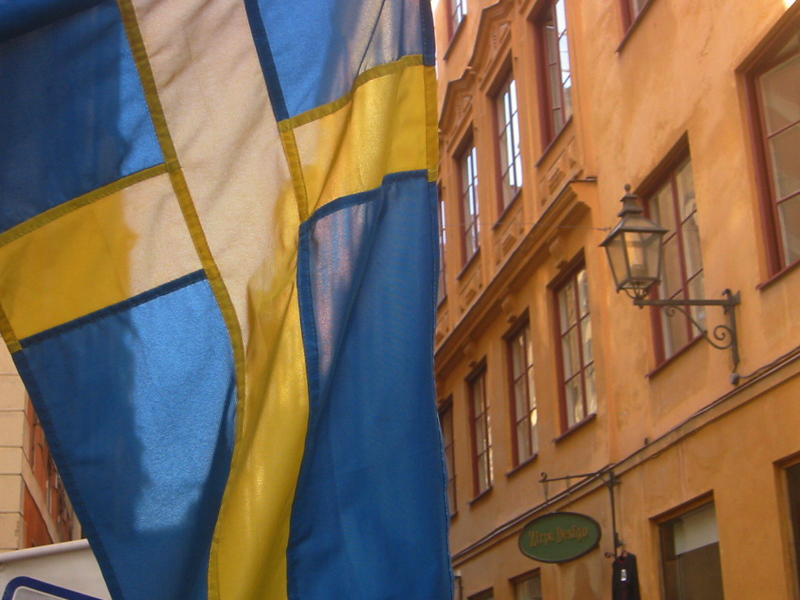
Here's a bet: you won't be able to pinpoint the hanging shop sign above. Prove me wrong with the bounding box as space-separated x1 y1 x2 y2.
519 512 602 563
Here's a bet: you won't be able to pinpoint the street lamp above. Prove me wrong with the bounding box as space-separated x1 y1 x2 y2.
601 185 741 375
600 185 668 301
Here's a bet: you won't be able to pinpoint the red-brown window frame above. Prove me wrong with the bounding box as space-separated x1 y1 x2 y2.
492 69 523 212
467 361 492 497
505 314 537 467
456 136 480 267
640 148 704 366
552 255 595 433
534 0 573 148
447 0 468 40
439 397 457 516
744 14 800 278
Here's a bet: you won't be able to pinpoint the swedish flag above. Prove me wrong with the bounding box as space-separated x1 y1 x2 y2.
0 1 451 599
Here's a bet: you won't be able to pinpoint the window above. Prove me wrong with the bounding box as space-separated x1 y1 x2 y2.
439 400 456 515
438 187 447 303
470 589 494 600
749 32 800 273
622 0 650 29
459 142 480 264
660 503 724 600
514 572 543 600
496 74 523 209
468 366 492 496
644 155 705 362
554 263 596 430
785 463 800 586
450 0 467 37
507 320 537 465
536 0 573 145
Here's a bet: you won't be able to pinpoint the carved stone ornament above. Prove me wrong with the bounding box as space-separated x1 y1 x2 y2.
501 294 517 323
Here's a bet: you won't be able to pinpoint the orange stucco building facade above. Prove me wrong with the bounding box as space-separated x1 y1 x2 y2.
433 1 800 599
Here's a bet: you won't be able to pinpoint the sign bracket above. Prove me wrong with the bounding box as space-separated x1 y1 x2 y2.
539 469 623 559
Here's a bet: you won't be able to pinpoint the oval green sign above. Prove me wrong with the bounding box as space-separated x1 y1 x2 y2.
519 512 602 563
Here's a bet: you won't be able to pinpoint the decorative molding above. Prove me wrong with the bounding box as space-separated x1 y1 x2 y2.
501 294 517 323
548 235 568 269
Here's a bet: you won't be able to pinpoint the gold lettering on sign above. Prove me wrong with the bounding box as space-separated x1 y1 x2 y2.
556 526 589 543
528 526 590 547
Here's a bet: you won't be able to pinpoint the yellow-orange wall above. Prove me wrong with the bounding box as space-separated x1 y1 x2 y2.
434 1 800 599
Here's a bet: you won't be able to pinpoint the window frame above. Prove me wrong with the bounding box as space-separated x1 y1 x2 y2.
552 255 596 433
657 499 724 600
620 0 653 31
439 397 457 517
534 0 573 148
457 137 481 267
467 362 493 498
469 588 494 600
448 0 468 40
438 184 448 304
493 70 523 212
505 314 538 467
511 569 543 600
640 150 705 366
745 22 800 278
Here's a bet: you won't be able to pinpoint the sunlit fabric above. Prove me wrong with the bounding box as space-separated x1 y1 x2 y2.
0 0 162 232
292 172 450 600
0 0 448 598
17 274 236 600
245 0 434 119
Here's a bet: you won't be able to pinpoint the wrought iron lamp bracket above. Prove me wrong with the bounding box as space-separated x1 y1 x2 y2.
632 289 741 372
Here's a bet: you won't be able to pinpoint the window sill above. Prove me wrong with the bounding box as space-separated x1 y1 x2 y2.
554 413 597 444
456 247 481 281
493 190 522 230
616 0 657 53
757 257 800 292
535 117 574 168
506 454 538 479
468 487 493 507
646 335 704 379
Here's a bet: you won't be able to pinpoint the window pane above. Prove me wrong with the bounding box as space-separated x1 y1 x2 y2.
585 363 597 417
566 376 583 426
687 272 706 331
653 183 677 233
514 379 527 421
515 574 543 600
682 213 704 282
631 0 648 16
676 159 697 220
512 335 524 379
562 328 580 378
581 315 593 364
761 54 800 134
778 194 800 265
517 420 531 461
477 455 489 492
662 504 724 600
786 463 800 585
660 237 682 299
769 123 800 199
662 291 690 357
577 268 589 316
